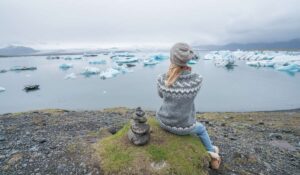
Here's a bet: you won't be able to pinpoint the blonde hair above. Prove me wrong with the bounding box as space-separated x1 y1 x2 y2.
165 63 183 87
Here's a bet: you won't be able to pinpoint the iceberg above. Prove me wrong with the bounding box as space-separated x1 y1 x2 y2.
64 57 72 60
187 60 198 65
204 52 216 60
0 87 5 92
64 73 77 80
112 65 133 73
73 56 82 60
275 63 300 73
151 54 168 61
272 55 300 64
213 54 235 67
144 59 159 66
110 52 135 59
89 60 107 64
99 68 120 79
81 67 100 76
115 57 138 63
246 60 274 67
10 66 37 71
83 53 98 57
59 63 73 69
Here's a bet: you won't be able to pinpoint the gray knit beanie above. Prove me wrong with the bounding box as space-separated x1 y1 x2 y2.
170 42 195 66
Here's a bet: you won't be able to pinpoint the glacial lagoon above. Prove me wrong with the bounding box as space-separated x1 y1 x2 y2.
0 51 300 114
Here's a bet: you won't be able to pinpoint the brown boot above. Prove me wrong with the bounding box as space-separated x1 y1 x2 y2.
208 151 221 170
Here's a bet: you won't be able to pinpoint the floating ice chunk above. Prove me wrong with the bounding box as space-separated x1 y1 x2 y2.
272 55 300 63
261 61 276 67
293 61 300 66
59 63 73 69
64 73 77 79
187 60 197 65
115 57 138 63
204 53 215 60
144 59 159 66
110 52 135 59
0 87 5 92
275 63 300 73
246 61 260 67
10 66 37 71
73 56 82 60
112 65 133 73
151 54 168 61
83 53 98 57
81 67 100 75
89 60 107 64
246 61 274 67
214 54 235 67
99 68 120 79
64 57 72 60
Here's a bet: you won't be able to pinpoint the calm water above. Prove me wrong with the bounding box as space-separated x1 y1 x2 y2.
0 51 300 114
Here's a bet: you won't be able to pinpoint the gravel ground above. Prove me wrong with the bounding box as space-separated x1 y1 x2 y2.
0 107 299 175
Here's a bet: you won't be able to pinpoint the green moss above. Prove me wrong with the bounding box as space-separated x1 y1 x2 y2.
146 145 167 162
93 117 209 175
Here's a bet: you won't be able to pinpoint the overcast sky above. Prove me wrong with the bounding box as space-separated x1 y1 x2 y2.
0 0 300 49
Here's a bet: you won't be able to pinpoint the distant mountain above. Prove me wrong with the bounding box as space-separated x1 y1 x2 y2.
194 39 300 51
0 46 39 56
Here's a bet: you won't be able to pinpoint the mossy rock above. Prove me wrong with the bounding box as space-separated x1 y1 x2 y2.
93 117 210 175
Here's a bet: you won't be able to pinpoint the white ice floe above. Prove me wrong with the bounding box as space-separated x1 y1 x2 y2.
204 50 300 74
246 60 275 67
275 63 300 73
89 60 107 64
144 59 159 66
112 65 133 73
187 60 198 65
64 73 77 80
0 87 5 92
81 67 100 75
99 68 120 79
64 57 72 60
73 56 82 60
59 63 73 69
204 53 215 60
210 51 235 67
150 54 168 61
110 52 135 59
115 57 138 63
83 53 98 57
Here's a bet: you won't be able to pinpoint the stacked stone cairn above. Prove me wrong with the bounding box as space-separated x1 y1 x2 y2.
127 107 150 146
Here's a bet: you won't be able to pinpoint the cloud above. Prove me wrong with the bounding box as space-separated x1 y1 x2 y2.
0 0 300 49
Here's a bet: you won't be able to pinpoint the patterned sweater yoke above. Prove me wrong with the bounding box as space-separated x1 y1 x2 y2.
156 70 203 135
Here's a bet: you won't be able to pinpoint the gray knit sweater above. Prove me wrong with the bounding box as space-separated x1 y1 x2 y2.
156 70 203 135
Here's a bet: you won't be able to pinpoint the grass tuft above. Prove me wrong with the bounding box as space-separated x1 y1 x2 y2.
93 117 209 175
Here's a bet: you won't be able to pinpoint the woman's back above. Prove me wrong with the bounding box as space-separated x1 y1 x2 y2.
156 70 203 135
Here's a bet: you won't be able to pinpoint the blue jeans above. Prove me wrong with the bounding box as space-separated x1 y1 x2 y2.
190 122 215 152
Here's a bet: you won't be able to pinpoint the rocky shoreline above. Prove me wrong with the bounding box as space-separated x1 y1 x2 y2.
0 107 299 175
